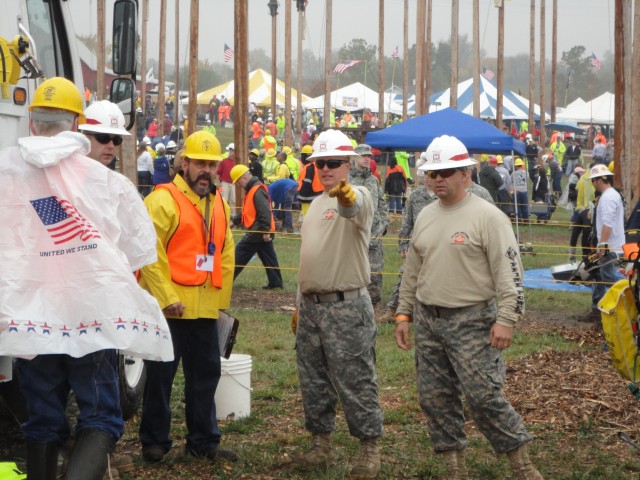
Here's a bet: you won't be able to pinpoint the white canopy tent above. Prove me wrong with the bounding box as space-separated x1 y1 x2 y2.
555 92 615 125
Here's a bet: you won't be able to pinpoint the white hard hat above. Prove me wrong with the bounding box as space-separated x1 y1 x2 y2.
589 163 613 179
419 135 476 171
526 133 533 140
142 136 151 144
155 143 166 153
166 140 177 149
308 129 358 160
226 143 235 151
78 100 131 136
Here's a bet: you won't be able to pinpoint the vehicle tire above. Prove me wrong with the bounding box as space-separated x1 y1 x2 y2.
118 354 146 420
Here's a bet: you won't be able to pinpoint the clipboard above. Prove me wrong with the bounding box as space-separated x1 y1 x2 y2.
217 311 240 359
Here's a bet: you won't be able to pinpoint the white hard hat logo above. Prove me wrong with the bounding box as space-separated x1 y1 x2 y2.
433 152 441 162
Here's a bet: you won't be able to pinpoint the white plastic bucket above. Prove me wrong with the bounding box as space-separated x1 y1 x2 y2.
215 354 252 420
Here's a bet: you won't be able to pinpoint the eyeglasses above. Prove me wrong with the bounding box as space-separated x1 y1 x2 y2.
425 168 460 179
92 134 123 146
315 159 349 169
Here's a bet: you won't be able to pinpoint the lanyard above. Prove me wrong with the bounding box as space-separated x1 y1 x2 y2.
200 195 216 257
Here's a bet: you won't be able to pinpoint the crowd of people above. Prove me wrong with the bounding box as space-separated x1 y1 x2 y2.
1 77 627 480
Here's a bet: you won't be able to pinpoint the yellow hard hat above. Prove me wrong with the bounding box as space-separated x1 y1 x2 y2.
301 145 313 155
282 146 292 155
480 154 489 163
29 77 86 123
266 148 277 158
250 148 260 156
230 164 250 184
608 161 614 173
514 157 525 167
496 155 503 164
183 131 222 161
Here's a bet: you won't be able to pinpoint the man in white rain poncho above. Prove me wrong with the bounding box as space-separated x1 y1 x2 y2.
0 77 173 480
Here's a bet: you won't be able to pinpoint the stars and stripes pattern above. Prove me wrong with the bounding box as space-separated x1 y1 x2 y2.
481 67 495 81
333 60 362 74
391 46 399 60
591 52 601 70
30 196 101 245
224 43 235 63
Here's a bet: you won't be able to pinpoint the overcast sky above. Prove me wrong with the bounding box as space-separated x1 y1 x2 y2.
69 0 614 66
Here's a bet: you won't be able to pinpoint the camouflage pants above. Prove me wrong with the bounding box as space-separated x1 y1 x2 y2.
368 240 384 305
296 294 384 440
386 263 404 311
414 301 532 454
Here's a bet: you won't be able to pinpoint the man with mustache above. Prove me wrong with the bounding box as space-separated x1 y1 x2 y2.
137 130 237 464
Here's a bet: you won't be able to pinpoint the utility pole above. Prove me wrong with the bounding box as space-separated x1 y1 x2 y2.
472 0 479 118
296 2 304 136
157 0 167 122
450 0 459 109
323 0 332 128
425 0 432 113
402 0 408 120
539 0 546 148
284 0 292 146
174 0 180 123
632 0 640 199
97 0 105 100
235 0 249 166
415 0 425 116
377 0 385 126
187 0 198 136
141 0 148 116
496 0 504 130
614 0 625 190
528 0 535 136
551 0 557 122
268 0 279 119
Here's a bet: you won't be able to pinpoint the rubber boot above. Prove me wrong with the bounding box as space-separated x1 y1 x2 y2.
568 247 577 264
349 438 381 479
292 432 334 468
507 444 544 480
65 429 116 480
26 441 59 480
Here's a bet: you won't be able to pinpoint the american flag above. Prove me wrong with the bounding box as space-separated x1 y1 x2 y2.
30 196 101 245
391 46 399 60
224 44 235 64
591 52 601 70
333 60 362 74
481 67 495 81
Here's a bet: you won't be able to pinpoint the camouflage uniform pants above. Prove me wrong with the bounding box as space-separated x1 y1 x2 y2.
296 294 384 440
414 301 532 454
386 263 404 311
368 240 384 305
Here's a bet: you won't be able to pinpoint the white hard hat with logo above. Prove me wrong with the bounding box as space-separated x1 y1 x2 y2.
78 100 131 136
589 163 613 179
308 129 358 160
419 135 476 171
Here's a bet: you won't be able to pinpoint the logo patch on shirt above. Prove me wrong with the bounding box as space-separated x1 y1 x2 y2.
505 246 519 261
322 208 337 220
450 231 469 245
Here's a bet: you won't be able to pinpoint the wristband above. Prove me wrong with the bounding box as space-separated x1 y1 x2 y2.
395 314 411 323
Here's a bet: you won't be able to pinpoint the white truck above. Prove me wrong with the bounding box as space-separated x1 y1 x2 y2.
0 0 143 422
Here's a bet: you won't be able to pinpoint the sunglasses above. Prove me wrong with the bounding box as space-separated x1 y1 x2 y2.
315 159 349 169
92 134 123 146
426 168 460 179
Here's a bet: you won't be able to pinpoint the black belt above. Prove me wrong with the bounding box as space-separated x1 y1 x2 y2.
304 287 368 304
424 301 490 318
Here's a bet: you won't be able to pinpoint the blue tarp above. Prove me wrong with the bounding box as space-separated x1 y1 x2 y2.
365 108 527 155
523 268 591 292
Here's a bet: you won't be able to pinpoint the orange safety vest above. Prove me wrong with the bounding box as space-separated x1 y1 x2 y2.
157 183 227 288
298 163 323 194
242 183 276 232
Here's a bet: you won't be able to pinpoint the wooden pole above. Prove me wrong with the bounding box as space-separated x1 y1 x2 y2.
550 0 557 122
402 0 408 120
174 0 180 123
296 6 304 135
496 1 504 130
141 0 148 116
614 0 624 191
323 0 332 128
539 0 546 148
632 0 640 199
378 0 385 125
284 0 292 146
97 0 105 100
235 0 249 209
271 11 277 119
415 0 426 117
450 0 459 109
157 0 167 122
425 0 432 113
472 0 480 118
187 0 198 136
528 0 535 136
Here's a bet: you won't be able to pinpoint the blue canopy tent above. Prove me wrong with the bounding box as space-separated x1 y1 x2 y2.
365 108 526 155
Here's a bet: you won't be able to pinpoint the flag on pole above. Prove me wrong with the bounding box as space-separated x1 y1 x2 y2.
590 52 601 70
391 46 399 60
481 67 495 81
333 60 362 74
224 44 235 64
